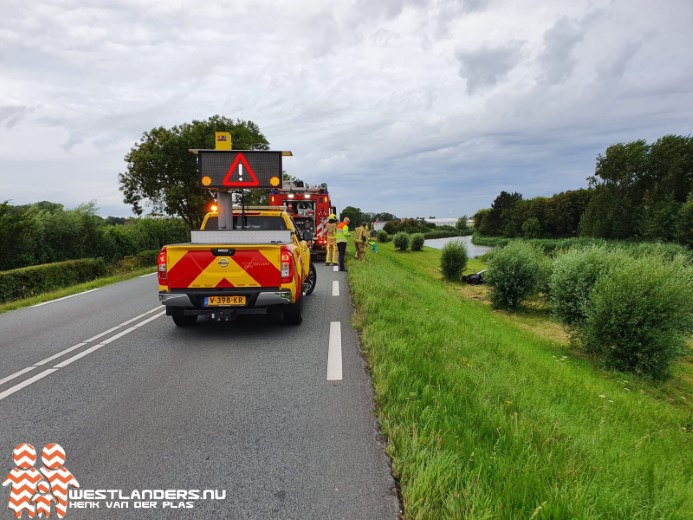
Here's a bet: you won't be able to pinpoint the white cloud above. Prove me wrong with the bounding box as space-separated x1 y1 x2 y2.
0 0 692 219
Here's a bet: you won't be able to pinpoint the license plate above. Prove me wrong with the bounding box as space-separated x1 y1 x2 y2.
204 295 246 306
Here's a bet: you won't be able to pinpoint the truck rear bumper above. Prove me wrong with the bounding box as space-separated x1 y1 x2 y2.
159 290 293 308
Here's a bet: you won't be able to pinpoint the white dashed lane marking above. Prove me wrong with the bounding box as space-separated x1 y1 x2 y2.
327 322 343 381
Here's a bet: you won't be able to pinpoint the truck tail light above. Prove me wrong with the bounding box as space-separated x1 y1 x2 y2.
280 247 293 284
157 246 167 285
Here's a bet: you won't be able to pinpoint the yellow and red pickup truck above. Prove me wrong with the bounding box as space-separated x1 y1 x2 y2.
157 207 316 326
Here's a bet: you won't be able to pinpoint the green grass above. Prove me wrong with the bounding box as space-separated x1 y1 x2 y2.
347 244 693 519
0 267 156 314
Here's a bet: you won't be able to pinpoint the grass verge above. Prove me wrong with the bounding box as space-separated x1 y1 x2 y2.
0 267 156 314
347 243 693 519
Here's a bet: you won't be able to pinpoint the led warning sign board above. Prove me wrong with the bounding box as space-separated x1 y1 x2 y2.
197 151 283 189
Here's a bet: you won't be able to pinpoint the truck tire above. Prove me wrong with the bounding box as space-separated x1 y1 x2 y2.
172 313 198 327
304 263 317 296
283 296 303 325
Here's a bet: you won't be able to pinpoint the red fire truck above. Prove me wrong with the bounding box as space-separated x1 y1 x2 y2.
269 181 335 261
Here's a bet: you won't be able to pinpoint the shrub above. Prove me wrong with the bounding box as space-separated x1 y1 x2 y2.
377 230 389 243
112 249 160 273
393 232 410 251
579 254 693 379
485 241 547 309
550 246 625 327
410 233 425 251
522 217 542 238
0 258 109 304
440 240 468 281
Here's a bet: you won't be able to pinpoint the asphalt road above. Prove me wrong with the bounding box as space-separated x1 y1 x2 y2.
0 265 401 519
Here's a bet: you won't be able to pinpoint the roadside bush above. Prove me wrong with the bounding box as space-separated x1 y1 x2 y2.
377 230 389 243
440 240 468 281
549 246 626 327
0 258 109 304
393 232 410 251
485 241 547 309
410 234 425 251
112 249 160 273
579 255 693 379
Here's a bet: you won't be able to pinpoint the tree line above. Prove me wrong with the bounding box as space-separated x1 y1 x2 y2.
0 201 189 271
474 135 693 247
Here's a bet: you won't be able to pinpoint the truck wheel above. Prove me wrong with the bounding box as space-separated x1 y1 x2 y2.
304 263 317 296
283 296 303 325
172 314 198 327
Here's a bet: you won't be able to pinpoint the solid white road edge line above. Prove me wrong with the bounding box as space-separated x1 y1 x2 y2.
0 370 58 402
332 280 339 297
139 272 157 277
327 321 343 381
31 289 99 307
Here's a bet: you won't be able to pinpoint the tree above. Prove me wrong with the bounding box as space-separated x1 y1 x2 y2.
455 216 468 231
473 208 490 232
340 206 364 226
119 115 269 229
478 191 523 236
582 140 649 239
543 189 592 237
521 217 542 238
372 212 397 222
676 197 693 247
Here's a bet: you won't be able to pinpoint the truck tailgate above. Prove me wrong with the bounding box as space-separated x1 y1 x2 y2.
166 244 282 289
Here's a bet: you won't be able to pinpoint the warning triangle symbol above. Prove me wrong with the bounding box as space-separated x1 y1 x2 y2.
222 153 260 187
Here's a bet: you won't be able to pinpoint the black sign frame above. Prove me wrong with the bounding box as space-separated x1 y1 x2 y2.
196 150 283 190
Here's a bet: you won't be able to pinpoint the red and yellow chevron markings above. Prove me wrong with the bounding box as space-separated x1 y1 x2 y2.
167 249 281 289
167 250 216 288
40 444 78 519
3 443 41 518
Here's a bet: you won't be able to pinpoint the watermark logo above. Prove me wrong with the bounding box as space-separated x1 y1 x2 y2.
2 443 79 519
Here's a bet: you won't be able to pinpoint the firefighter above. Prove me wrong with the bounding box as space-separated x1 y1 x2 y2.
354 222 367 260
324 214 338 266
336 216 351 271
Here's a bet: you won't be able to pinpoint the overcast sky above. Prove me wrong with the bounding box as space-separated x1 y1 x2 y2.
1 0 692 219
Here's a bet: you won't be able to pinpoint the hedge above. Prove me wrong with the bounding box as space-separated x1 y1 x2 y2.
0 258 109 304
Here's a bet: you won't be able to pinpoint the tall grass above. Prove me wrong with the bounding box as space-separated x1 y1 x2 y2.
348 244 693 519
